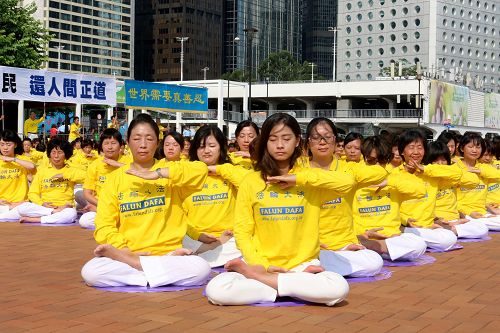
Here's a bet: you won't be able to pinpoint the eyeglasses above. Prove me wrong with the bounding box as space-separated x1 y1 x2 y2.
309 135 335 143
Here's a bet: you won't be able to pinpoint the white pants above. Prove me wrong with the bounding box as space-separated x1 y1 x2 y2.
182 236 242 268
205 260 349 306
453 219 489 238
81 255 211 288
404 227 457 251
384 233 428 261
16 202 77 224
469 215 500 231
319 249 383 277
79 212 96 228
0 205 20 221
27 133 38 140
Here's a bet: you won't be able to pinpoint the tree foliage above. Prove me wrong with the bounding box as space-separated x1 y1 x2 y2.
258 51 311 82
0 0 52 69
379 59 418 77
221 69 248 82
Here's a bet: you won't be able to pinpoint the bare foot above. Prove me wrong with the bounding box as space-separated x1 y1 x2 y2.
94 244 143 271
303 265 325 274
19 216 41 223
224 258 279 289
169 248 192 256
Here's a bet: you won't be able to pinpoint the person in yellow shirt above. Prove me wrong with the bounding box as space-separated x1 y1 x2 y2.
344 132 363 163
24 112 44 139
205 113 352 306
80 114 211 288
386 135 403 172
303 118 385 277
13 139 84 224
158 131 184 164
228 120 259 170
156 118 168 141
396 129 459 251
426 141 488 239
351 134 428 261
181 137 191 161
181 125 250 267
0 130 36 221
68 117 82 142
437 131 459 163
107 115 119 129
79 129 125 229
456 132 500 231
479 140 500 214
22 138 44 166
335 136 346 160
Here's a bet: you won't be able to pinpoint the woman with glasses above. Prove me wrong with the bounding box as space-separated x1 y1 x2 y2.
303 118 386 277
205 113 353 306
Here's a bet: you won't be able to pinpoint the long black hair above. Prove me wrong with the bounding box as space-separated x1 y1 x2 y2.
251 113 302 180
189 125 230 164
0 129 23 155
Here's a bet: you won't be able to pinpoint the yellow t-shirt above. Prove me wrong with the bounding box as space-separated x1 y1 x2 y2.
28 163 86 206
398 164 462 228
158 124 165 141
456 160 500 215
435 164 479 221
24 117 44 136
68 123 81 141
93 160 208 255
0 155 31 203
83 157 121 199
228 152 253 170
353 172 427 237
23 149 45 165
234 167 355 270
300 158 387 250
184 163 250 240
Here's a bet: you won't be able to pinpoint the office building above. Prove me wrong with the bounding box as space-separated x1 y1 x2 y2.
134 0 224 82
337 0 500 89
224 0 302 77
301 0 338 80
25 0 134 79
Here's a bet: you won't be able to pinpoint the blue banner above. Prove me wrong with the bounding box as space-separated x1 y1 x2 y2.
124 80 207 113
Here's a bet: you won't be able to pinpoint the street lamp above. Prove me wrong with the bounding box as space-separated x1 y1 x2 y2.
416 61 423 124
309 63 316 83
52 43 65 71
244 27 258 121
265 77 270 117
175 37 189 81
328 27 341 82
201 67 209 81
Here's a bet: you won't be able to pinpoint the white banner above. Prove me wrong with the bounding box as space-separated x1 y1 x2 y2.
0 65 116 106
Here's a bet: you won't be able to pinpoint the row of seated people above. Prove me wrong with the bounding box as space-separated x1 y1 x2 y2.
1 113 499 306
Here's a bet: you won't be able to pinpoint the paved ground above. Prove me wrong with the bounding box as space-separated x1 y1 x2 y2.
0 223 499 333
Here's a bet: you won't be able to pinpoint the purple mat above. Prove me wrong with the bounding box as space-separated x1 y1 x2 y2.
253 297 308 307
82 225 95 230
24 222 78 227
346 268 392 283
383 254 436 267
426 243 463 253
458 236 491 243
94 284 204 293
0 220 19 223
489 230 500 233
211 266 226 274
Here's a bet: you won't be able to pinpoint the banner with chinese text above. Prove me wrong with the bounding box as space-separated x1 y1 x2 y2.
484 93 500 128
124 80 207 113
428 80 469 125
0 65 116 105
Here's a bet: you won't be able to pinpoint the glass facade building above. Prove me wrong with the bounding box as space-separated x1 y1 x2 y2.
28 0 134 79
224 0 302 78
301 0 338 81
135 0 223 82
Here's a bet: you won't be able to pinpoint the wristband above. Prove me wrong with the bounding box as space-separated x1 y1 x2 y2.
155 168 163 178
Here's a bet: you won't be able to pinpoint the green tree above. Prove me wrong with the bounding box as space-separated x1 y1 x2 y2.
258 51 310 81
379 59 418 77
221 69 248 82
0 0 52 68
